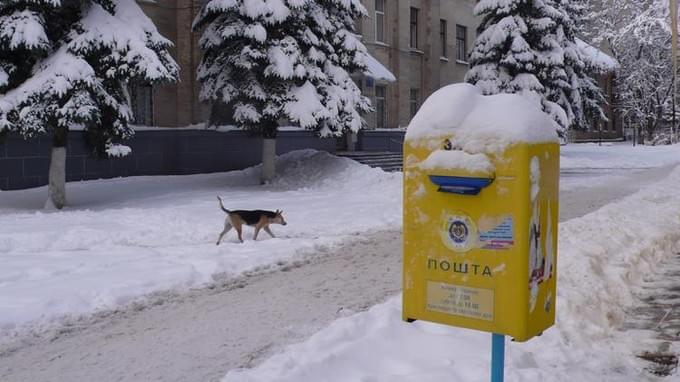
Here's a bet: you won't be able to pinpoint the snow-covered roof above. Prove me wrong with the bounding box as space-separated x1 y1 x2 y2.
363 53 396 82
576 38 619 72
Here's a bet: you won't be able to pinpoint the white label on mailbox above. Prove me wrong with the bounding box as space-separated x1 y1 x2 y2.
426 281 494 321
478 216 514 250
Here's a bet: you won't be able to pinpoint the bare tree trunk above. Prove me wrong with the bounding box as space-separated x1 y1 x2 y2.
261 138 276 184
46 127 67 209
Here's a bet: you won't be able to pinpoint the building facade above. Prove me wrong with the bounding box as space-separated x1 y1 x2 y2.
356 0 478 129
570 40 622 142
133 0 207 128
134 0 621 140
134 0 479 131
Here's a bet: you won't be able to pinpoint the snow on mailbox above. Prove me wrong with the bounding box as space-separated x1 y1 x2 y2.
402 84 559 342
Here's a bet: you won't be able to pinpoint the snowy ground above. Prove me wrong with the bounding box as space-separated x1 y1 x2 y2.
1 143 680 381
0 150 401 340
224 151 680 382
0 143 678 338
560 142 680 191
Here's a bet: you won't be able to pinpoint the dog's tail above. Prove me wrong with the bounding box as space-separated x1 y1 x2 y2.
216 196 230 213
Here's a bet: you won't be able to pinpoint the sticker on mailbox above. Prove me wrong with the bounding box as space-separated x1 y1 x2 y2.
441 214 476 252
479 216 514 250
426 281 494 321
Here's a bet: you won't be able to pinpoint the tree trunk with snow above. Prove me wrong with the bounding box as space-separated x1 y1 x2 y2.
46 127 67 209
261 138 276 184
646 117 655 142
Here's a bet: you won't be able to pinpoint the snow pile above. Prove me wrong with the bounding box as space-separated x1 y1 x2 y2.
267 150 396 191
405 84 558 154
223 167 680 382
419 150 495 175
0 151 401 339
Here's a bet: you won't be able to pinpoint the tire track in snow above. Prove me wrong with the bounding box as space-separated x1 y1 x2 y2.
0 231 403 382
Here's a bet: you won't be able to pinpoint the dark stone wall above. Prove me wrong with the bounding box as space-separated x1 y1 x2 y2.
0 129 338 190
569 129 625 142
357 130 405 152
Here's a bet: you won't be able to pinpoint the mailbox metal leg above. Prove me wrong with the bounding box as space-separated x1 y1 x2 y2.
491 333 505 382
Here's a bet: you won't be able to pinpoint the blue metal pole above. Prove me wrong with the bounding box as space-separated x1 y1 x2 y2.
491 333 505 382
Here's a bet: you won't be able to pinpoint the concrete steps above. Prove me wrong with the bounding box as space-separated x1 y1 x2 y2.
337 151 403 172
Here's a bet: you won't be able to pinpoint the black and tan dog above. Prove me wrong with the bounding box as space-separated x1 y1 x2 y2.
216 196 287 244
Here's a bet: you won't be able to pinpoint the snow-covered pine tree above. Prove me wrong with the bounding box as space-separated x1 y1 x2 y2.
466 0 606 135
0 0 178 208
536 0 574 131
194 0 370 183
572 44 608 130
466 0 538 95
466 0 566 129
554 0 607 131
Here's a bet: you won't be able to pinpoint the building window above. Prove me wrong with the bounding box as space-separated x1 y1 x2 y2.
410 89 419 118
440 19 447 58
129 83 153 126
375 0 385 43
410 7 418 49
375 85 387 129
456 24 467 61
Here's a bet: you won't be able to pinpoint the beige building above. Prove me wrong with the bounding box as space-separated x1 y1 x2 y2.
129 0 207 128
357 0 479 129
132 0 479 130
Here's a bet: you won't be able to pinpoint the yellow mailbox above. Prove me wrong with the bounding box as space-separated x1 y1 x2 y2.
402 84 559 342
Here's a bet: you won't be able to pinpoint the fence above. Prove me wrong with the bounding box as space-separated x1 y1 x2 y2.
0 128 408 190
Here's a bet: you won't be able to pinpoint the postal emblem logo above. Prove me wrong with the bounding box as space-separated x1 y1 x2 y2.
442 214 476 252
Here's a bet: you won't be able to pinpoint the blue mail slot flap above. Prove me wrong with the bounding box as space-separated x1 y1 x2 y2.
428 175 494 195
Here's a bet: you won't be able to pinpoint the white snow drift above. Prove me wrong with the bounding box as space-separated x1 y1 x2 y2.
223 161 680 382
2 144 680 352
0 150 400 339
